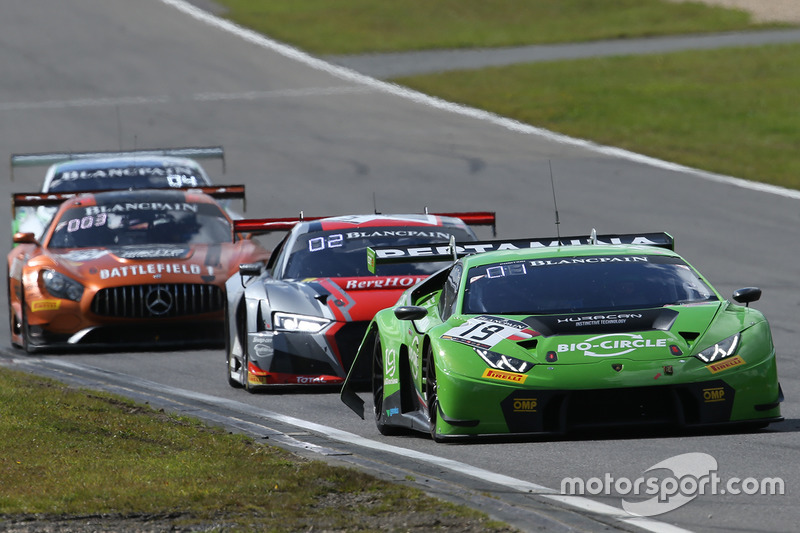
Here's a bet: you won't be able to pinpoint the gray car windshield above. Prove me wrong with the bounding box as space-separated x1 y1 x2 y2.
48 203 231 248
463 254 718 315
283 226 475 278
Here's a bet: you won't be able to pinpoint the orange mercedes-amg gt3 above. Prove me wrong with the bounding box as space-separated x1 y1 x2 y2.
8 186 268 352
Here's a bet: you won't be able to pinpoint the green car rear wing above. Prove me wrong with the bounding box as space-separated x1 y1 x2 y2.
366 231 674 273
10 146 226 181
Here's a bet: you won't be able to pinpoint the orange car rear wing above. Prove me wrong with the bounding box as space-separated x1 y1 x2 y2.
12 185 246 213
234 211 497 236
10 146 225 181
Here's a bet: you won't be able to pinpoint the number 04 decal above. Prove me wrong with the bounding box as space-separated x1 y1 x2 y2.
441 315 537 349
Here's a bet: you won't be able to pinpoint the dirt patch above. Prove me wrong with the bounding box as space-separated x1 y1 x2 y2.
0 513 206 533
0 509 515 533
666 0 800 23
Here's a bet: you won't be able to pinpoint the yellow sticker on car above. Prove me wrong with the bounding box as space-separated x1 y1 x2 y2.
482 368 527 384
31 299 61 312
706 355 745 374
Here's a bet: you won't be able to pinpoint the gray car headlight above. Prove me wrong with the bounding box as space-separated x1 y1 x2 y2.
42 269 84 302
694 333 740 364
475 348 531 373
272 312 331 333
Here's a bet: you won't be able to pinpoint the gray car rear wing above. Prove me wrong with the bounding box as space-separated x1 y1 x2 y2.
233 211 497 236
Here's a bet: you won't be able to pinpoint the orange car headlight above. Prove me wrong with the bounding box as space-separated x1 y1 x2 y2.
42 270 84 302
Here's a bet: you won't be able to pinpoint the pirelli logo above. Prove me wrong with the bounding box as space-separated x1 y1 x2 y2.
482 368 527 384
706 355 745 374
31 299 61 312
248 374 268 385
703 387 726 403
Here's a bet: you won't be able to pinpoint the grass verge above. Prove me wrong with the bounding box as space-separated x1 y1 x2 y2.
213 0 778 55
0 368 512 532
394 43 800 189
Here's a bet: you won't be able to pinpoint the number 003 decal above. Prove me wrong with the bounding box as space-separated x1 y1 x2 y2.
441 315 537 350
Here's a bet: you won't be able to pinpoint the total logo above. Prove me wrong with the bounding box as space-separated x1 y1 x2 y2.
558 333 667 357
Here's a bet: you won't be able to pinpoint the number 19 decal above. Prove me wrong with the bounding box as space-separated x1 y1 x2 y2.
441 316 534 349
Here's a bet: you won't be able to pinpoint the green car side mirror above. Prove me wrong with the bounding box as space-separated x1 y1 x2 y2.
394 306 428 321
732 287 761 306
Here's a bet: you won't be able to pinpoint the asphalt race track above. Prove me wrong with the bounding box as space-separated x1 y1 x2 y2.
1 1 798 532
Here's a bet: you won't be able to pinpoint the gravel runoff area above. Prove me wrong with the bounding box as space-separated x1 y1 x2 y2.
667 0 800 23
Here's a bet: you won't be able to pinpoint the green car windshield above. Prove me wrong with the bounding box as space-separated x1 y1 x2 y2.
463 254 718 315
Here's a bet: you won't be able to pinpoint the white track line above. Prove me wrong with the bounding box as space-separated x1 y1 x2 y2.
161 0 800 202
0 87 371 112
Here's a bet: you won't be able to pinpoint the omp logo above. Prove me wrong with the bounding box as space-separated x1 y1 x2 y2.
703 387 726 402
707 355 746 374
513 398 538 412
557 333 667 357
482 369 527 384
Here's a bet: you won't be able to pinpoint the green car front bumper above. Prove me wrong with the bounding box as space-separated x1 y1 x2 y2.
432 351 782 438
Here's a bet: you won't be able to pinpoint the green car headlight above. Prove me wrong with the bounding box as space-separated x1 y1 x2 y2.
694 333 740 364
273 312 331 333
475 348 531 373
42 270 84 302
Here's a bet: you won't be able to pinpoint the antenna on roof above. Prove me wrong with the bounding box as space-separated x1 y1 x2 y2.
116 106 123 151
549 160 562 245
447 235 458 262
373 192 380 214
424 206 429 214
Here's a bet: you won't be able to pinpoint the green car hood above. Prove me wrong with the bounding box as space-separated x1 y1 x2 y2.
469 302 746 364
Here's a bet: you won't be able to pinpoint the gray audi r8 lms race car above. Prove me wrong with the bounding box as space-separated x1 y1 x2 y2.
224 212 495 390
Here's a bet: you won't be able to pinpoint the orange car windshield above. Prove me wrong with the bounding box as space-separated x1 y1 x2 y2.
47 203 232 249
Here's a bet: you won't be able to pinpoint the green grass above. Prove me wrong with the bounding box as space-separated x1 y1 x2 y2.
215 0 777 55
394 44 800 189
0 368 510 531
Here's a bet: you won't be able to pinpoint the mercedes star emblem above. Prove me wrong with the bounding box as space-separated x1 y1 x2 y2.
145 286 173 316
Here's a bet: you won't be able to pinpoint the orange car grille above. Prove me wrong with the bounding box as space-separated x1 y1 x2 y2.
90 283 224 318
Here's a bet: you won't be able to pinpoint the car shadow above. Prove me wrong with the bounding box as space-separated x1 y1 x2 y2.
380 418 799 445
